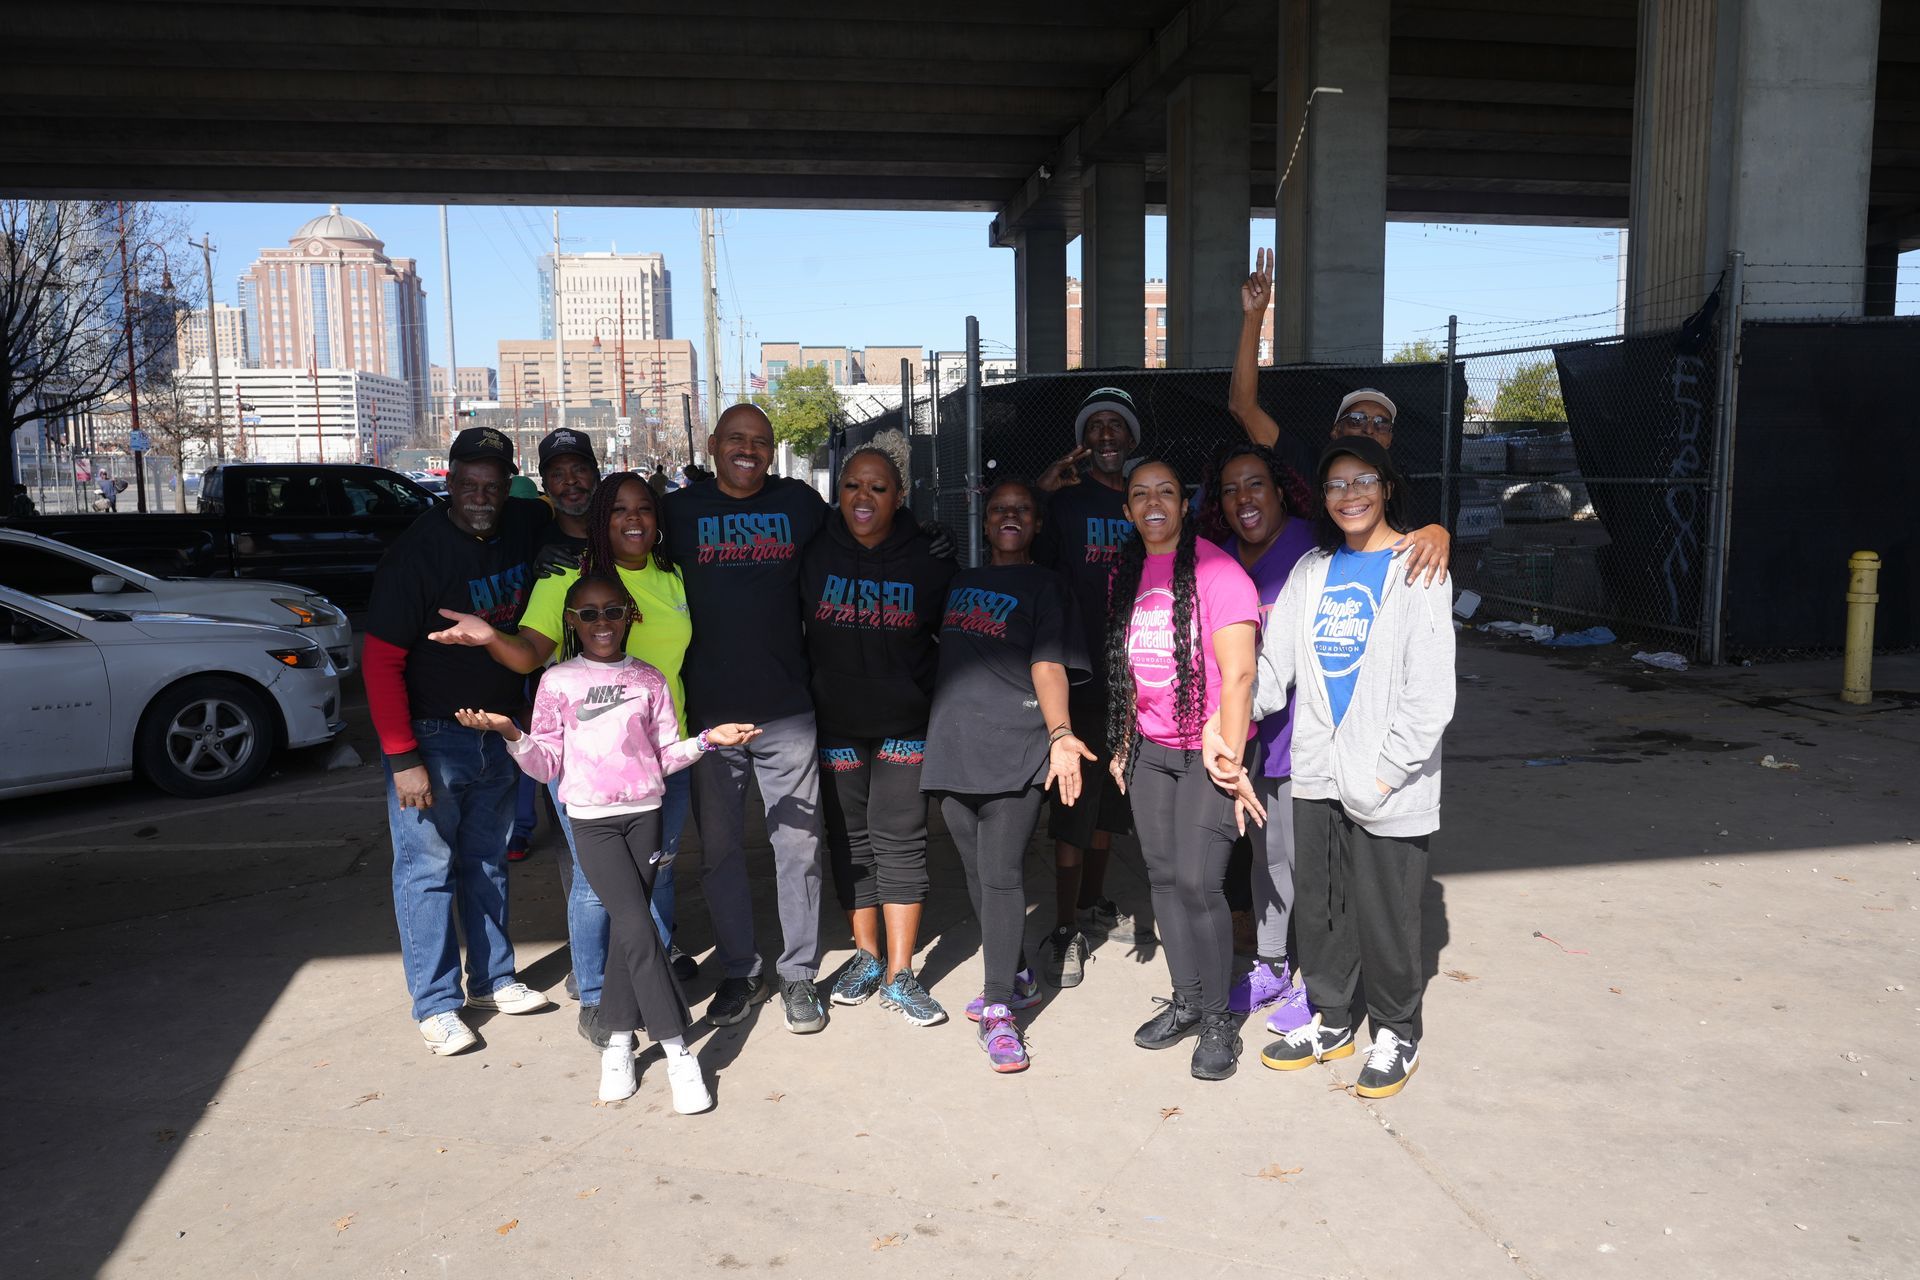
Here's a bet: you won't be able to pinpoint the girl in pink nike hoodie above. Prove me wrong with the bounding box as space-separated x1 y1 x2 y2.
458 573 758 1115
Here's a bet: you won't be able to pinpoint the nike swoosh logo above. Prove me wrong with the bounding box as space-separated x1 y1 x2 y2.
576 693 639 722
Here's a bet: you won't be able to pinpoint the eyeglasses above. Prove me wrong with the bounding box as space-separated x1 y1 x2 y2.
565 605 633 623
1336 411 1395 435
1322 473 1384 498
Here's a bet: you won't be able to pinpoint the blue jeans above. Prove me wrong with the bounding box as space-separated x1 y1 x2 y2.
552 768 691 1006
508 771 539 849
386 719 519 1021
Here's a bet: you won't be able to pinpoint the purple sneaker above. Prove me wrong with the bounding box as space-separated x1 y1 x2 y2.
977 1005 1029 1074
965 967 1042 1022
1264 971 1313 1036
1229 961 1291 1015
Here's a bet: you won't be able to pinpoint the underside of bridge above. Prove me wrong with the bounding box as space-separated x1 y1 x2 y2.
4 0 1914 366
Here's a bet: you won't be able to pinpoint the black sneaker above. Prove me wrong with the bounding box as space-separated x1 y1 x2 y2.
1190 1013 1242 1081
670 946 699 983
1132 994 1202 1050
780 978 828 1034
1042 925 1090 989
577 1003 611 1050
1354 1030 1419 1098
1260 1018 1355 1071
707 975 769 1027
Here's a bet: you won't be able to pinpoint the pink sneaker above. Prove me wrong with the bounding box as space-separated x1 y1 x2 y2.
977 1005 1029 1073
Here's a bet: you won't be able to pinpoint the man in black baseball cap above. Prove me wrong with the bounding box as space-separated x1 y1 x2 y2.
448 425 519 474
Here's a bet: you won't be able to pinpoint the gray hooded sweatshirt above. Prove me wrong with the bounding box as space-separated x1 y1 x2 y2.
1250 546 1455 837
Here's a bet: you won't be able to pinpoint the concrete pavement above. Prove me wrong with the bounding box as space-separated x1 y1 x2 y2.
1 636 1915 1279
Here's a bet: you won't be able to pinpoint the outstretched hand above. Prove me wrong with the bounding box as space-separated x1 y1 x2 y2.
704 722 761 748
1044 733 1097 808
429 609 495 647
1036 446 1090 493
454 707 520 739
1242 247 1274 315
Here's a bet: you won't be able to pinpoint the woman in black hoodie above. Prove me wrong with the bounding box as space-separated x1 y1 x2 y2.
802 431 957 1026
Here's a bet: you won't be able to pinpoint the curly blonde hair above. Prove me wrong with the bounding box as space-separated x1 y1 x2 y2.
842 428 911 492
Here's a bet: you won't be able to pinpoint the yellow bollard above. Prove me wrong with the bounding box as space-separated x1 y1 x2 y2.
1842 551 1880 705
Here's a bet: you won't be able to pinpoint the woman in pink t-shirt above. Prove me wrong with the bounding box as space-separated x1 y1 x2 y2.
1104 456 1264 1082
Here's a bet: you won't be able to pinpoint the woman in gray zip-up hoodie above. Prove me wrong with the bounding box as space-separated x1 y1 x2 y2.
1241 435 1454 1099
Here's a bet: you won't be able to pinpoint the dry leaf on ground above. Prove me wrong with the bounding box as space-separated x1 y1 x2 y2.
496 1219 519 1236
1159 1106 1182 1120
1443 969 1477 982
333 1214 355 1233
1609 987 1623 995
347 1092 381 1109
1254 1165 1303 1182
766 1091 786 1102
577 1187 600 1200
871 1233 903 1251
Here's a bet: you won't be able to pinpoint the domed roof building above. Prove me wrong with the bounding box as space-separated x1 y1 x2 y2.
236 205 430 429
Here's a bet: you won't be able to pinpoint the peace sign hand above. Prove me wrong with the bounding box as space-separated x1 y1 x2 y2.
1037 446 1090 493
1242 246 1274 315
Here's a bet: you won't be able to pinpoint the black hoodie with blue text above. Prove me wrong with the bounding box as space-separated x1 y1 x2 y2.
799 512 956 740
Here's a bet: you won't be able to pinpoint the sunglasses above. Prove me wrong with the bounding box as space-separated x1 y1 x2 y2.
1337 411 1395 434
565 605 633 623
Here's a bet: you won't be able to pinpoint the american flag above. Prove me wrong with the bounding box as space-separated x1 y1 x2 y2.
750 374 767 391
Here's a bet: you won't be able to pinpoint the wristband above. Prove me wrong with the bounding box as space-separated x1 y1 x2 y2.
1048 726 1075 745
697 729 715 752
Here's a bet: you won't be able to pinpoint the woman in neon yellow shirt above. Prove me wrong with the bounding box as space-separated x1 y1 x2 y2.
431 473 696 1013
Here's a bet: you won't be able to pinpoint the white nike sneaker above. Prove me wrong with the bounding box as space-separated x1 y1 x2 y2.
468 981 553 1014
598 1044 638 1102
665 1052 712 1115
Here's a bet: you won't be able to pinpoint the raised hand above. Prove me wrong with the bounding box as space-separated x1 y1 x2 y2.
705 722 761 747
454 707 519 738
1242 246 1274 315
429 609 495 647
1044 733 1097 808
1036 446 1090 493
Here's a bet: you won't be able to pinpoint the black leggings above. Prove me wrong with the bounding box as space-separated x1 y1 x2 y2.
571 808 690 1042
938 786 1045 1006
820 734 931 909
1130 739 1239 1017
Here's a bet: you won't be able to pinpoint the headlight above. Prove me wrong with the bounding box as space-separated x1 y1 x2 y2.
273 597 318 626
267 646 323 669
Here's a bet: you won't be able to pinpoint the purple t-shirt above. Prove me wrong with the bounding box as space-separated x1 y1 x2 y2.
1214 518 1320 779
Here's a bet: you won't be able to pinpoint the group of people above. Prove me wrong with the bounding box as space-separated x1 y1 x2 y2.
365 251 1457 1116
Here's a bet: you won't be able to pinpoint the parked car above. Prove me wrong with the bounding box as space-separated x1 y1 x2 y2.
3 463 440 607
0 585 344 800
0 528 356 673
406 470 449 497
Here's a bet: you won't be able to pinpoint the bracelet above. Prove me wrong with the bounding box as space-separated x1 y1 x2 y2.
1048 726 1075 745
697 729 714 752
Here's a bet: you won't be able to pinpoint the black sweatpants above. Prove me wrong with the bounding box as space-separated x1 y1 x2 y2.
1292 797 1428 1042
938 786 1046 1006
820 735 931 910
1130 739 1239 1017
571 808 690 1043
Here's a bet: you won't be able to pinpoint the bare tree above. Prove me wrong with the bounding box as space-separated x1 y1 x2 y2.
141 371 220 512
0 199 200 493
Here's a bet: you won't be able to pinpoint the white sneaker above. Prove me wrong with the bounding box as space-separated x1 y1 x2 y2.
419 1010 477 1056
467 981 553 1014
598 1044 638 1102
665 1051 712 1114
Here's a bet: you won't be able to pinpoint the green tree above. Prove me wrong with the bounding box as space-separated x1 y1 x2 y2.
1389 338 1445 364
753 361 840 454
1491 357 1565 422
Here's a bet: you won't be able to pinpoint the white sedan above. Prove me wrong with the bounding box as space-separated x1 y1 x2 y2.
0 527 356 673
0 585 345 800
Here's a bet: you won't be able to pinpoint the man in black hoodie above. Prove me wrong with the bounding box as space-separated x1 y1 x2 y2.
661 404 834 1033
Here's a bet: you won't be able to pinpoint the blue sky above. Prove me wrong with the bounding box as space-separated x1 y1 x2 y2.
165 200 1876 387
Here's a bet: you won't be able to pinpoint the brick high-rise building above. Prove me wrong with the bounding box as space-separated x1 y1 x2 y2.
174 303 250 372
429 365 499 420
539 251 672 342
237 206 431 426
497 336 699 426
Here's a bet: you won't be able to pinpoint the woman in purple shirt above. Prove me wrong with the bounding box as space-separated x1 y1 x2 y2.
1196 439 1320 1034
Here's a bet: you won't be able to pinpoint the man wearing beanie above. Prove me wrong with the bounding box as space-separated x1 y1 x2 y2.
1031 386 1145 989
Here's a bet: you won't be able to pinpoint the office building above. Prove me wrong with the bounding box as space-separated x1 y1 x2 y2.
174 303 250 372
539 251 672 342
496 336 700 426
1066 278 1274 369
173 365 413 465
236 205 431 425
429 365 499 420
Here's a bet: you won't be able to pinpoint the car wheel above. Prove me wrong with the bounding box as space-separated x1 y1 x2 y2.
137 676 276 798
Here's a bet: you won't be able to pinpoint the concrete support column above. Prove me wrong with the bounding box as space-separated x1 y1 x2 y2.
1628 0 1882 329
1013 226 1068 374
1080 162 1146 368
1274 0 1389 364
1165 74 1251 367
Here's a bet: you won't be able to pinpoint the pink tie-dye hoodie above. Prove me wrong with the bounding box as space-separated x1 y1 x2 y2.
504 655 704 819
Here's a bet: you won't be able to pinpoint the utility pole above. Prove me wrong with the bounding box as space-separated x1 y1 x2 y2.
700 209 722 430
617 284 630 466
114 201 148 512
439 206 459 442
552 209 566 437
192 234 224 462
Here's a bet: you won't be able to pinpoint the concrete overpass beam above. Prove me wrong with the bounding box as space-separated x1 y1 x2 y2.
1014 226 1069 374
1166 74 1251 367
1081 162 1146 368
1629 0 1882 328
1274 0 1389 364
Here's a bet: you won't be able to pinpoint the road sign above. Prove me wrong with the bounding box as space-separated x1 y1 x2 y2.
128 429 150 453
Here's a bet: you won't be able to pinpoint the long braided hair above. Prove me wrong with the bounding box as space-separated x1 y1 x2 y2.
1195 439 1315 547
581 472 673 576
1104 457 1204 771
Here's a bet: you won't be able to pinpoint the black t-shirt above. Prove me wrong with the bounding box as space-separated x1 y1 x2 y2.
1039 481 1133 684
921 563 1088 797
662 476 829 726
366 500 549 721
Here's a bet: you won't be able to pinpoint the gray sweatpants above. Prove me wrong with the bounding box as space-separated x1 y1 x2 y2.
691 710 825 982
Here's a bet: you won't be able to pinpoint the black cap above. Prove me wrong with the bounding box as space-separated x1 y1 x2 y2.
448 426 518 474
537 428 597 472
1316 433 1393 480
